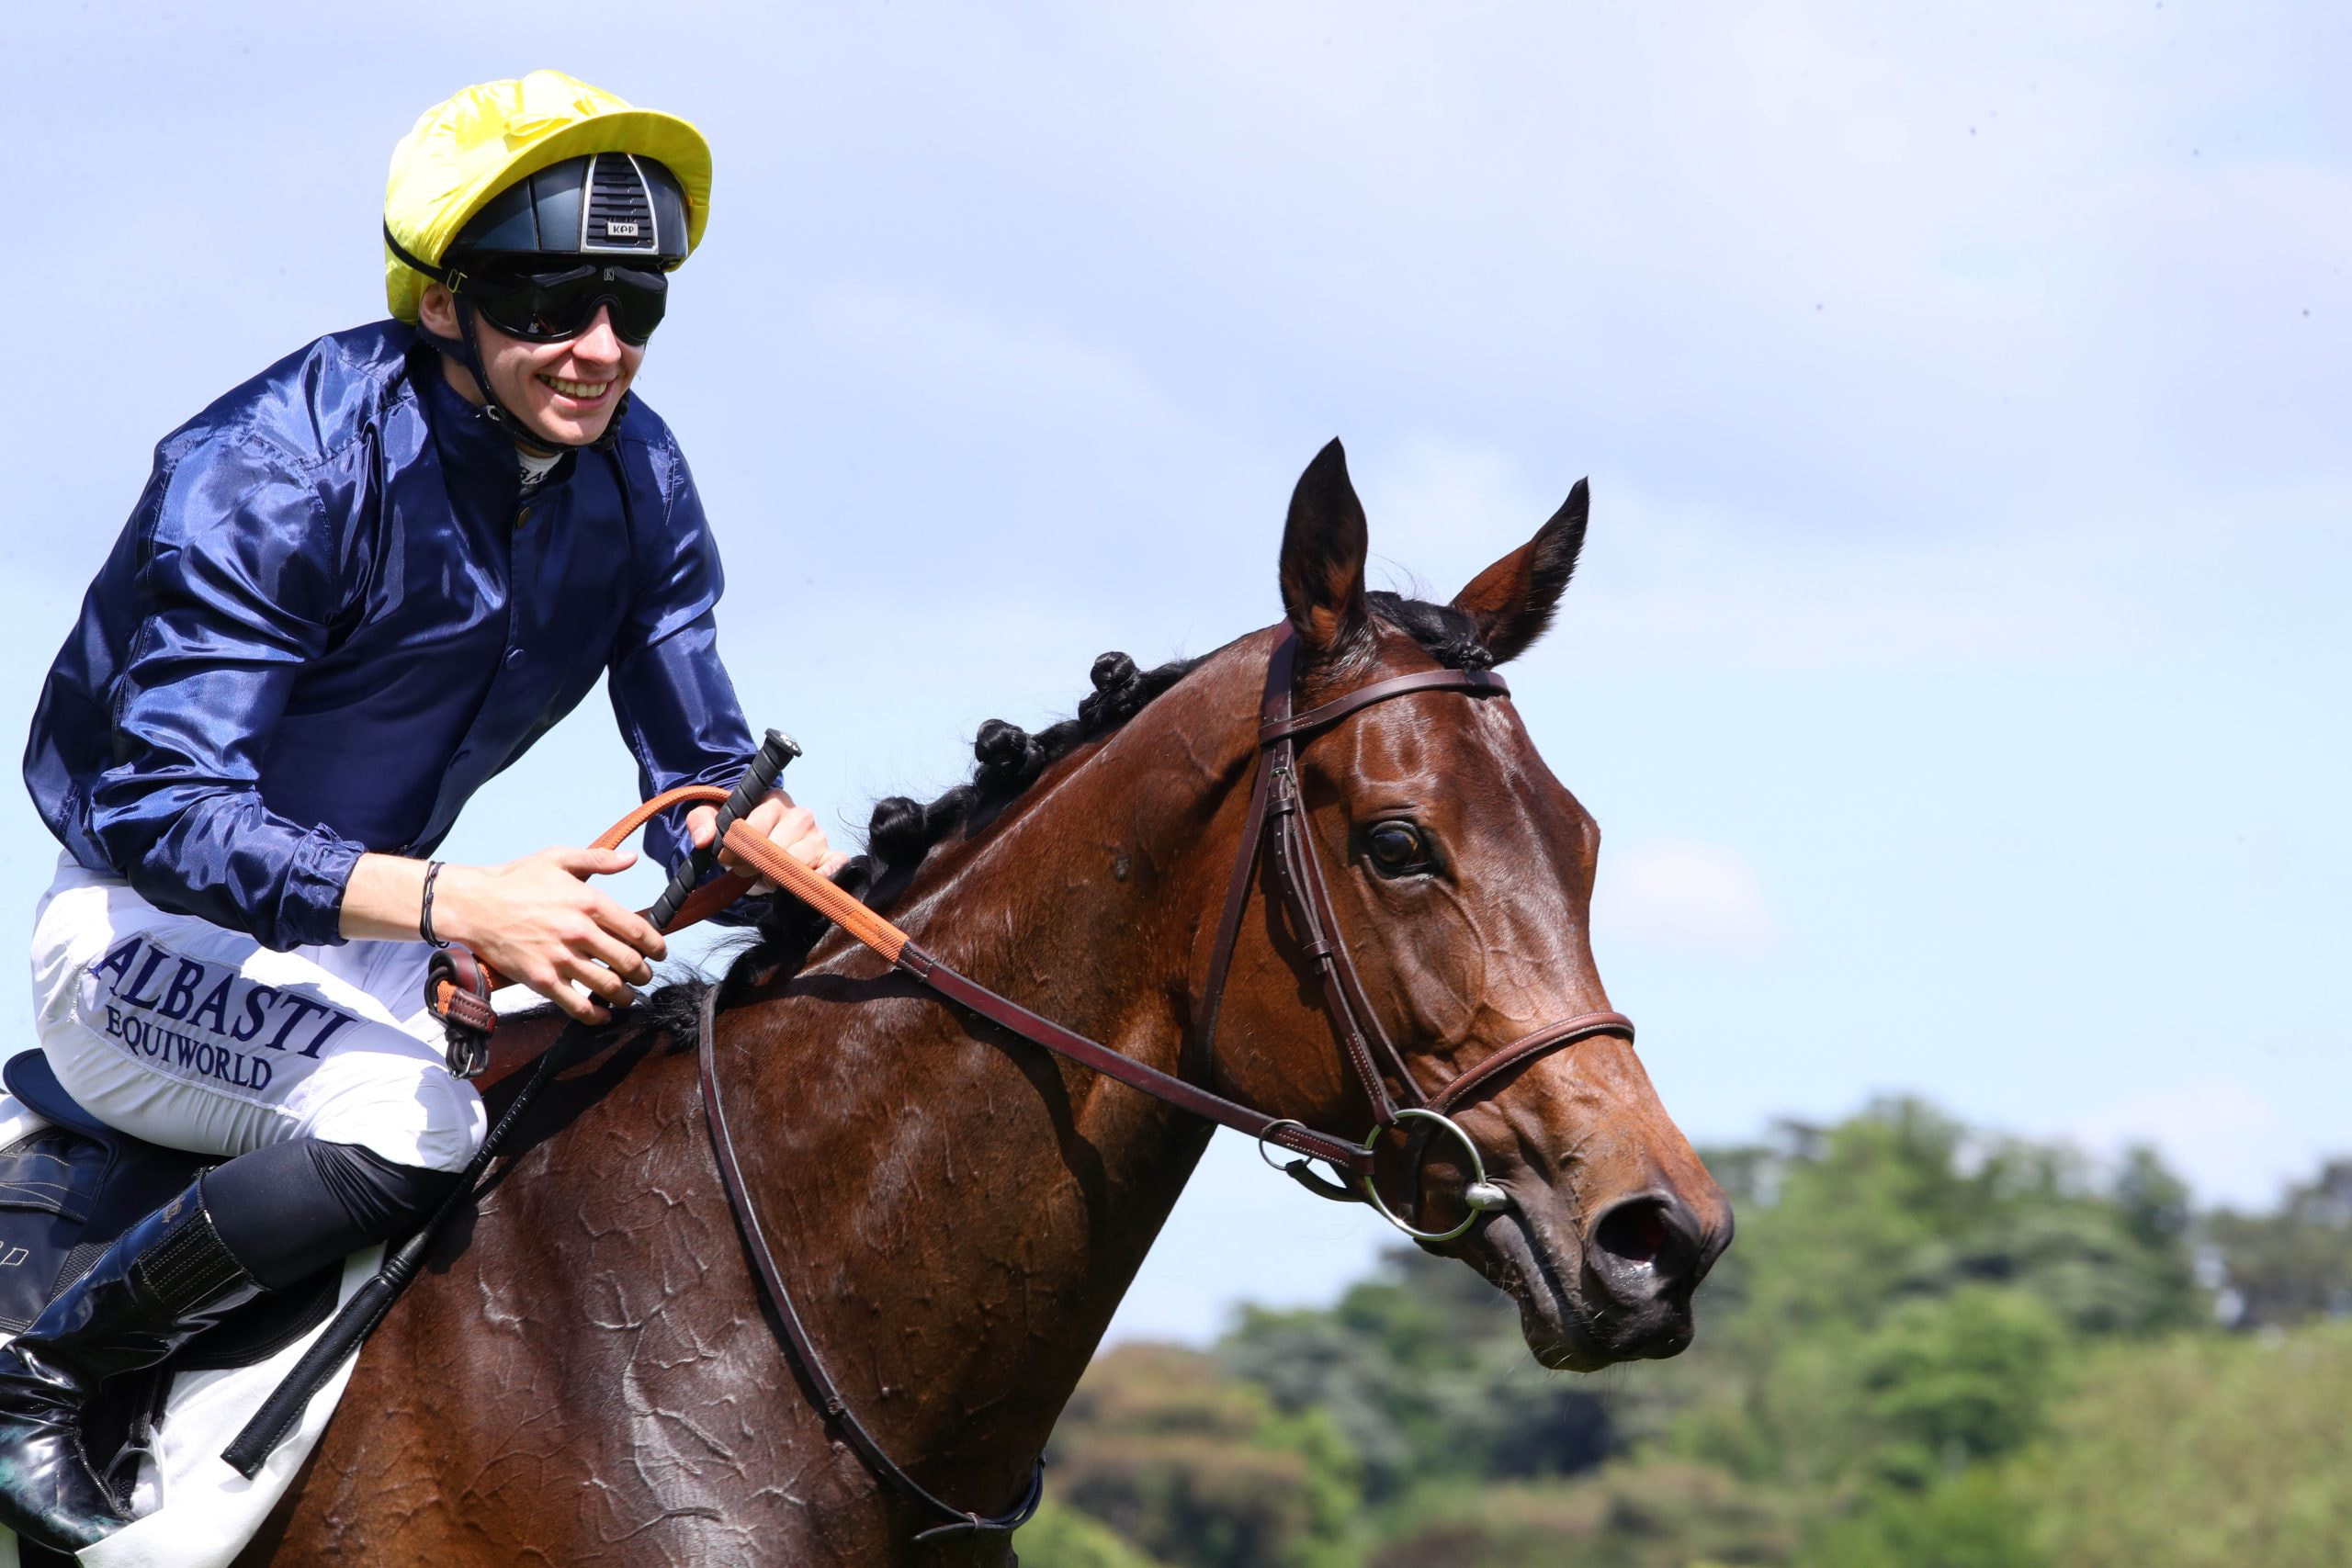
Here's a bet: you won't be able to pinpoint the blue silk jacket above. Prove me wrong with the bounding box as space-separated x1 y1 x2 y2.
23 321 758 952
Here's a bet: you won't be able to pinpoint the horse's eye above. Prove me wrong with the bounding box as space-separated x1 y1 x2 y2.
1364 820 1433 876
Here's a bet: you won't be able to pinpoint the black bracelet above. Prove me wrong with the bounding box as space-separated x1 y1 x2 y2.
420 860 450 949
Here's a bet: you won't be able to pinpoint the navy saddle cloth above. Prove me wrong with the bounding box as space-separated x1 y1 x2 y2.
0 1049 337 1375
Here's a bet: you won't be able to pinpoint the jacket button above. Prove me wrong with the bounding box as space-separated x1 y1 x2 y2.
515 507 533 530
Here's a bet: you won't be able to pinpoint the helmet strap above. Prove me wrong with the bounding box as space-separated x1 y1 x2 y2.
455 298 583 457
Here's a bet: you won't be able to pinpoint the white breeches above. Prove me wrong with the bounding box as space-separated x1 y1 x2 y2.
27 855 487 1173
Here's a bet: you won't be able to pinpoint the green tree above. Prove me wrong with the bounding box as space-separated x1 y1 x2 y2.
1725 1106 2202 1341
1853 1286 2065 1488
1806 1468 2041 1568
1368 1462 1797 1568
1039 1102 2303 1568
1047 1344 1363 1568
1017 1500 1170 1568
1222 1247 1608 1497
2015 1321 2352 1567
2208 1158 2352 1328
1633 1104 2203 1487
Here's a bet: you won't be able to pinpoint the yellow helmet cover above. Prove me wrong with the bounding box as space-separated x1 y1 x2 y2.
383 70 712 323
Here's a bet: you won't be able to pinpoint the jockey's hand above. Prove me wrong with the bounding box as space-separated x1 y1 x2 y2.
432 848 666 1025
686 792 851 889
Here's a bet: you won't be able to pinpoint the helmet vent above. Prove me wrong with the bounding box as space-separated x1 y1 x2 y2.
581 153 659 254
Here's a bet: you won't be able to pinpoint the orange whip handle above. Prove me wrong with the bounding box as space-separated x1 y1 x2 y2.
714 819 910 963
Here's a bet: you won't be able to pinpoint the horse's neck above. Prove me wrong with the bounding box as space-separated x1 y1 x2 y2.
724 649 1261 1501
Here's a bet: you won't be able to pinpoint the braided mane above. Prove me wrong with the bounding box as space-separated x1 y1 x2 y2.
727 592 1489 987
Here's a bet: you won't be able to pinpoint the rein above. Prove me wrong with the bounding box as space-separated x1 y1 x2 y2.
410 625 1635 1540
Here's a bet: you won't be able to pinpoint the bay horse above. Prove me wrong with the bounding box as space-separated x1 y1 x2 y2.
240 441 1731 1565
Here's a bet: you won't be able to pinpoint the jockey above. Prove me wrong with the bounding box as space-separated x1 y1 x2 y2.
0 72 840 1551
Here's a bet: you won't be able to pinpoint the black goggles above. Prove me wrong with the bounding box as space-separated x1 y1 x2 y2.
453 260 670 346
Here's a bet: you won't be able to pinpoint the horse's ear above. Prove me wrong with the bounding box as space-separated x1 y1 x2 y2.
1450 479 1589 665
1279 439 1373 660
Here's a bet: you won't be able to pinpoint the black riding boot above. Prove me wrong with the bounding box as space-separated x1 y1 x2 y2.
0 1181 264 1551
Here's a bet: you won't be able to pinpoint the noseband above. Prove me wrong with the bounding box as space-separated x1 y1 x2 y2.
1189 626 1634 1241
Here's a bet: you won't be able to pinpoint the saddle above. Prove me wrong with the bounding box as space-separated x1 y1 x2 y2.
0 1052 339 1517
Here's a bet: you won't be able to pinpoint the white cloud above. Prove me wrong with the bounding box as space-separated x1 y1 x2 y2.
1596 839 1780 953
2070 1083 2316 1209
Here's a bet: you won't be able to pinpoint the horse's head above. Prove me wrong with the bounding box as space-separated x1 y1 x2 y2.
1210 440 1732 1371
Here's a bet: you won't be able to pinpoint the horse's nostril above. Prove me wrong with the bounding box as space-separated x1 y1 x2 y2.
1595 1199 1671 1266
1591 1194 1709 1294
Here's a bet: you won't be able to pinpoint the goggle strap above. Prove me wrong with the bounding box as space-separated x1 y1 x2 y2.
449 297 623 454
383 222 458 289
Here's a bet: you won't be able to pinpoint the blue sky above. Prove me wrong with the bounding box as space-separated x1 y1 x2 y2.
0 3 2344 1343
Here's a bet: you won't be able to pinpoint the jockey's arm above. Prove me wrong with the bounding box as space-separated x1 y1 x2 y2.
334 794 845 1028
79 459 650 1025
78 434 839 1028
338 846 665 1025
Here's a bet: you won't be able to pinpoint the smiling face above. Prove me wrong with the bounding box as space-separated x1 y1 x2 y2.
417 282 644 449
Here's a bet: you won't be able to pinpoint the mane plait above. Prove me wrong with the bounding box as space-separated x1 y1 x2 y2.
723 601 1490 996
725 649 1203 992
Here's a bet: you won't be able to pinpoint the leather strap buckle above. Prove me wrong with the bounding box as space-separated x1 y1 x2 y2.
424 945 498 1078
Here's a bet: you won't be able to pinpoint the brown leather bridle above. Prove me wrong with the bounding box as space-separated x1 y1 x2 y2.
1187 626 1635 1237
422 625 1636 1539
